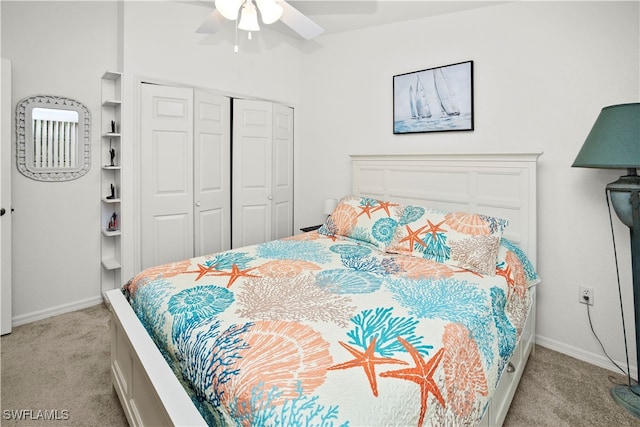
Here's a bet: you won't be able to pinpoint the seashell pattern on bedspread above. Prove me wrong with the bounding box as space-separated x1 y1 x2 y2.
124 231 538 427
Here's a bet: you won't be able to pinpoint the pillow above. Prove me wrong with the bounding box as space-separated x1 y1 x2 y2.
386 204 508 275
318 196 403 250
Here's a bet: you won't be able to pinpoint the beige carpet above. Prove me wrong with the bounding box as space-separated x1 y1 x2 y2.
1 303 639 426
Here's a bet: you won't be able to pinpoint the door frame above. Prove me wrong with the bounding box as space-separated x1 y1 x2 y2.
1 58 12 335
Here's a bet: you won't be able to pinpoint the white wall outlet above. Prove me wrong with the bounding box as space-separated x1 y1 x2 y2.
579 285 594 306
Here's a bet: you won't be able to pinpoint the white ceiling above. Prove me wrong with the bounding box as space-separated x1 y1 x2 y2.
188 1 511 38
286 1 509 35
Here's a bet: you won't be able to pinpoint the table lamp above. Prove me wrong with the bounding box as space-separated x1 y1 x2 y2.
572 102 640 417
323 198 338 217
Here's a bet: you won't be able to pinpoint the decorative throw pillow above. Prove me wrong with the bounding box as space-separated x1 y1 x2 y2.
386 205 508 275
318 195 403 250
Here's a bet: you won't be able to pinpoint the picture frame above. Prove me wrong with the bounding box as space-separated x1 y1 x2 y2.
393 60 474 134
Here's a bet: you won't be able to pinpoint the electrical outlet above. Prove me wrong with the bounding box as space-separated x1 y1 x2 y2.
579 285 594 306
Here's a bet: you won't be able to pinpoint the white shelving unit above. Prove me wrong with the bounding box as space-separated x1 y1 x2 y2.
100 71 122 296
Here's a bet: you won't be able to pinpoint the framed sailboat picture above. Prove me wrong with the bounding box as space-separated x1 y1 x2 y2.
393 61 474 134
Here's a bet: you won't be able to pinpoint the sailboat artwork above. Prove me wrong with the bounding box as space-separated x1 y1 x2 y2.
394 61 473 134
410 76 431 119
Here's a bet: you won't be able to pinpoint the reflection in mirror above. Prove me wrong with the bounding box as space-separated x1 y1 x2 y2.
16 95 90 181
31 108 80 169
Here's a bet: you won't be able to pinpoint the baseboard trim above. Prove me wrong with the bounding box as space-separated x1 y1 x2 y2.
11 296 105 327
536 334 638 380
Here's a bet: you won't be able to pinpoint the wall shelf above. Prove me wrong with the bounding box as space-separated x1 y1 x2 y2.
102 258 121 270
103 100 122 108
100 70 123 296
102 229 121 237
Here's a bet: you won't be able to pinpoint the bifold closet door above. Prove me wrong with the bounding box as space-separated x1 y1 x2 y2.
193 90 231 257
140 84 230 270
232 99 293 248
141 84 194 269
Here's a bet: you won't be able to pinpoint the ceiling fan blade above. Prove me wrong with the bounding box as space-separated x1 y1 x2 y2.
196 9 225 34
279 1 324 40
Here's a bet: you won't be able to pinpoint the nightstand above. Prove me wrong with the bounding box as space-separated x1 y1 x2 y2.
300 224 322 232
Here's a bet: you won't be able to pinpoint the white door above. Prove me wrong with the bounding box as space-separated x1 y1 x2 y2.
1 58 12 335
272 103 294 240
232 99 293 248
232 99 273 248
193 91 231 256
140 84 194 269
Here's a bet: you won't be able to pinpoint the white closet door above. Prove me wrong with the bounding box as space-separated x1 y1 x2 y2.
272 104 294 240
232 99 273 248
194 91 231 256
140 84 194 269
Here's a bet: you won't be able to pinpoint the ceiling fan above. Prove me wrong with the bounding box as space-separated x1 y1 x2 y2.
197 0 325 40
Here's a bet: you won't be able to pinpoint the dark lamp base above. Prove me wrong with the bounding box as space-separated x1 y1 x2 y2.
611 384 640 419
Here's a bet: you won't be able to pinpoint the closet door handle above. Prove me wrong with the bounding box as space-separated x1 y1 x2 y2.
0 208 5 216
267 196 273 200
195 201 201 207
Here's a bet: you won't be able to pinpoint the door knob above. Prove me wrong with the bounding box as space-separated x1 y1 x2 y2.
0 208 5 216
267 196 273 200
195 201 201 207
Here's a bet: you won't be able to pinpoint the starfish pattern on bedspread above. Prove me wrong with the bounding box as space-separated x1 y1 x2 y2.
424 219 447 240
496 264 515 288
186 263 219 281
380 338 445 427
357 202 375 219
371 200 399 216
328 337 408 397
399 224 429 250
209 264 259 288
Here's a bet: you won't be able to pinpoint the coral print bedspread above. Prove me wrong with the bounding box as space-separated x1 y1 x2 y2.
124 196 539 427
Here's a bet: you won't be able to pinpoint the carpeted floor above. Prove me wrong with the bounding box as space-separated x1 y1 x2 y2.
1 303 639 426
1 304 128 426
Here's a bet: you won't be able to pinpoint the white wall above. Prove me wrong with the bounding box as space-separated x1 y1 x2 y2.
295 1 640 374
1 1 119 323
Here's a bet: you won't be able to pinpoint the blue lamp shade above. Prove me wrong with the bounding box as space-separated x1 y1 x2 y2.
572 103 640 169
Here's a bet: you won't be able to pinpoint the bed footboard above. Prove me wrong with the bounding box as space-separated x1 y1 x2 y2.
106 289 207 427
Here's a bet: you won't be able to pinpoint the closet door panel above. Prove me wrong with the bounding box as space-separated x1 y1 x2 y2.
194 91 230 256
152 213 191 266
232 100 273 248
141 84 194 269
153 132 190 198
272 104 294 240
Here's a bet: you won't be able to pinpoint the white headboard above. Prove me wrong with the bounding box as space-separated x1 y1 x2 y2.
351 153 541 267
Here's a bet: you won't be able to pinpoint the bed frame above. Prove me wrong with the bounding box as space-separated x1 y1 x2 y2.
106 152 541 427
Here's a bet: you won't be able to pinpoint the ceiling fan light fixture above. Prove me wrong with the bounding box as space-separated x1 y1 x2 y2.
215 0 243 20
238 0 260 31
256 0 283 24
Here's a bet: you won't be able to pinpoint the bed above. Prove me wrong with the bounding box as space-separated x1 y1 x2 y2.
106 153 541 427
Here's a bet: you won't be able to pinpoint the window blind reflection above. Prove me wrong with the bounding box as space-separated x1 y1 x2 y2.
31 107 79 169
